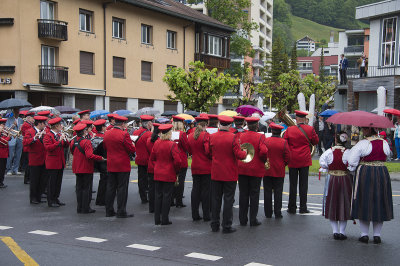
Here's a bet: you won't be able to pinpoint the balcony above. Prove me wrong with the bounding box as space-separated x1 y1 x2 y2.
194 53 230 69
347 66 400 79
298 66 313 71
253 76 264 84
252 59 265 68
39 65 68 85
344 45 364 56
38 19 68 41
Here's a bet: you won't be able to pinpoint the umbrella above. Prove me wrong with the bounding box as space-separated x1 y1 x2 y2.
54 106 81 114
90 110 110 119
383 108 400 116
319 109 339 117
161 111 178 116
133 107 160 117
219 110 238 117
260 112 276 126
125 113 140 121
113 109 133 116
185 110 200 117
236 105 263 117
0 98 32 110
60 113 74 120
176 113 194 121
326 111 394 128
29 106 60 115
156 117 171 124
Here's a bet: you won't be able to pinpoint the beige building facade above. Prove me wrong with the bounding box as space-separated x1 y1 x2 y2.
0 0 233 113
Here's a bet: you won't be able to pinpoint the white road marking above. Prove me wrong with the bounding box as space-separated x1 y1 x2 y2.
245 263 273 266
299 210 322 216
126 244 161 251
76 236 107 243
0 226 13 230
185 252 222 261
29 230 58 236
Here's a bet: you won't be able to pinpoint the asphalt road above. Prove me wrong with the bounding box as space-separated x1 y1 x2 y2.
1 169 400 266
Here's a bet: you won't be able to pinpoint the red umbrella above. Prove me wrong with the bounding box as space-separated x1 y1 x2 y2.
235 105 263 117
383 108 400 116
326 111 394 128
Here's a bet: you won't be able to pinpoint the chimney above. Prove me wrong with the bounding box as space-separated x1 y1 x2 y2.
329 31 334 43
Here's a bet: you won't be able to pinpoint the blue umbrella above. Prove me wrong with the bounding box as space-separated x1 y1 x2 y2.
156 117 170 124
90 110 109 119
113 109 133 116
319 109 339 118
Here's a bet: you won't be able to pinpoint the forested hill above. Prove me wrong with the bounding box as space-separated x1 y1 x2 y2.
285 0 379 29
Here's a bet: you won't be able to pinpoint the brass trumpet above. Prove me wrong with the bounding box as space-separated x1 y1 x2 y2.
4 126 21 138
240 143 255 163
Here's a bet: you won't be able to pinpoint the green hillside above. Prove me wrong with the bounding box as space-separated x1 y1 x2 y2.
291 15 343 43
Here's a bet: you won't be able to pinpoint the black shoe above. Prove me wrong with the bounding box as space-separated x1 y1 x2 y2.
30 200 40 204
155 221 161 225
48 203 60 207
373 236 381 244
141 199 149 204
333 233 340 240
170 201 175 207
176 204 186 208
359 236 369 244
0 184 7 188
82 209 96 214
161 221 172 225
149 210 154 214
265 215 272 218
287 209 296 214
275 214 283 219
116 213 134 218
96 203 105 206
92 190 96 193
222 227 237 234
24 181 30 184
106 212 116 217
193 216 202 221
339 234 347 240
56 200 66 206
240 222 247 226
250 220 261 226
203 217 211 222
77 209 82 214
299 209 310 214
211 226 220 232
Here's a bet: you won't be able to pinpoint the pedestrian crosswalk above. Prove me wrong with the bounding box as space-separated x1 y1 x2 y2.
234 200 323 216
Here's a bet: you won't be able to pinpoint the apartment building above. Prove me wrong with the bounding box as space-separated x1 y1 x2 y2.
296 36 316 54
0 0 233 113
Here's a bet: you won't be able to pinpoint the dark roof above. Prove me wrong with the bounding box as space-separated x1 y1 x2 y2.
118 0 235 32
297 35 315 42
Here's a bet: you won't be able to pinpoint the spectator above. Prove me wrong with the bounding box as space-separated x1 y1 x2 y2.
357 55 368 78
394 120 400 161
339 54 348 85
315 116 324 155
323 121 335 150
5 108 24 175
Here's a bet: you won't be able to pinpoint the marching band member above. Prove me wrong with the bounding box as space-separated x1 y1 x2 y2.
264 123 290 219
21 111 35 184
0 119 11 188
319 132 352 240
73 119 81 125
132 115 154 203
347 127 393 244
205 115 247 233
70 123 104 214
284 110 319 214
146 123 161 213
106 114 116 130
24 116 47 204
231 116 246 134
207 114 219 128
150 124 181 225
187 116 211 222
43 117 69 207
93 119 108 206
81 120 94 138
103 115 136 218
78 110 91 121
237 117 268 226
37 111 51 133
171 115 189 208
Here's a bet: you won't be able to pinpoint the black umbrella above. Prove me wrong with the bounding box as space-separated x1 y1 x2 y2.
125 113 140 121
54 106 81 114
161 111 178 116
0 98 32 110
185 110 200 117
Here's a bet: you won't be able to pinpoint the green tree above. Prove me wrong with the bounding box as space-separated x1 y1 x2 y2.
163 61 239 112
303 74 336 111
290 42 298 71
267 36 289 84
319 47 326 83
273 0 294 51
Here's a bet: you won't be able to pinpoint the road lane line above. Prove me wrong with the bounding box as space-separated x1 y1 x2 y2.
29 230 58 236
0 226 13 230
185 252 222 261
0 236 39 266
76 236 107 243
127 244 161 251
245 263 273 266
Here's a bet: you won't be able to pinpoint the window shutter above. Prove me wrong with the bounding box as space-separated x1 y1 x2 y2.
141 61 152 81
113 57 125 78
80 51 93 74
204 33 208 54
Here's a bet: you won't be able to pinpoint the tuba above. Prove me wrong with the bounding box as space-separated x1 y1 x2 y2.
240 143 255 163
277 107 316 156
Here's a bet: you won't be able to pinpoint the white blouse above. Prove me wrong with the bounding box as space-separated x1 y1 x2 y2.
347 138 391 171
319 146 350 170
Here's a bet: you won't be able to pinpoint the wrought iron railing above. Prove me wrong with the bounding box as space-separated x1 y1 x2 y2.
347 66 400 79
37 19 68 41
39 65 68 85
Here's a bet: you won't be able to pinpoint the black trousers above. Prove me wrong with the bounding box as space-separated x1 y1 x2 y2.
0 158 7 185
154 181 174 224
95 172 108 206
317 132 324 154
137 165 149 202
360 66 366 77
238 175 262 224
76 173 93 212
105 172 130 216
339 69 347 84
263 176 284 217
211 180 236 230
19 151 28 172
191 174 211 220
288 167 309 212
40 169 49 196
148 173 155 213
47 169 64 205
29 165 46 202
173 167 187 205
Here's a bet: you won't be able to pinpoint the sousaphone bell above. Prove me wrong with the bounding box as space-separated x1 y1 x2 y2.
240 143 255 163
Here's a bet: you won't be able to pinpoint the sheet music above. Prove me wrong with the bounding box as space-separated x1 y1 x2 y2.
130 135 139 142
171 131 180 141
206 128 218 134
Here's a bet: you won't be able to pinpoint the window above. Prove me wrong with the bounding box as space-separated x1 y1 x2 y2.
41 46 55 66
141 24 152 44
80 51 94 74
381 17 397 66
167 65 176 70
79 9 93 32
208 35 223 56
141 61 152 81
40 0 54 20
113 57 125 78
167 30 176 49
112 17 125 39
195 33 199 53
